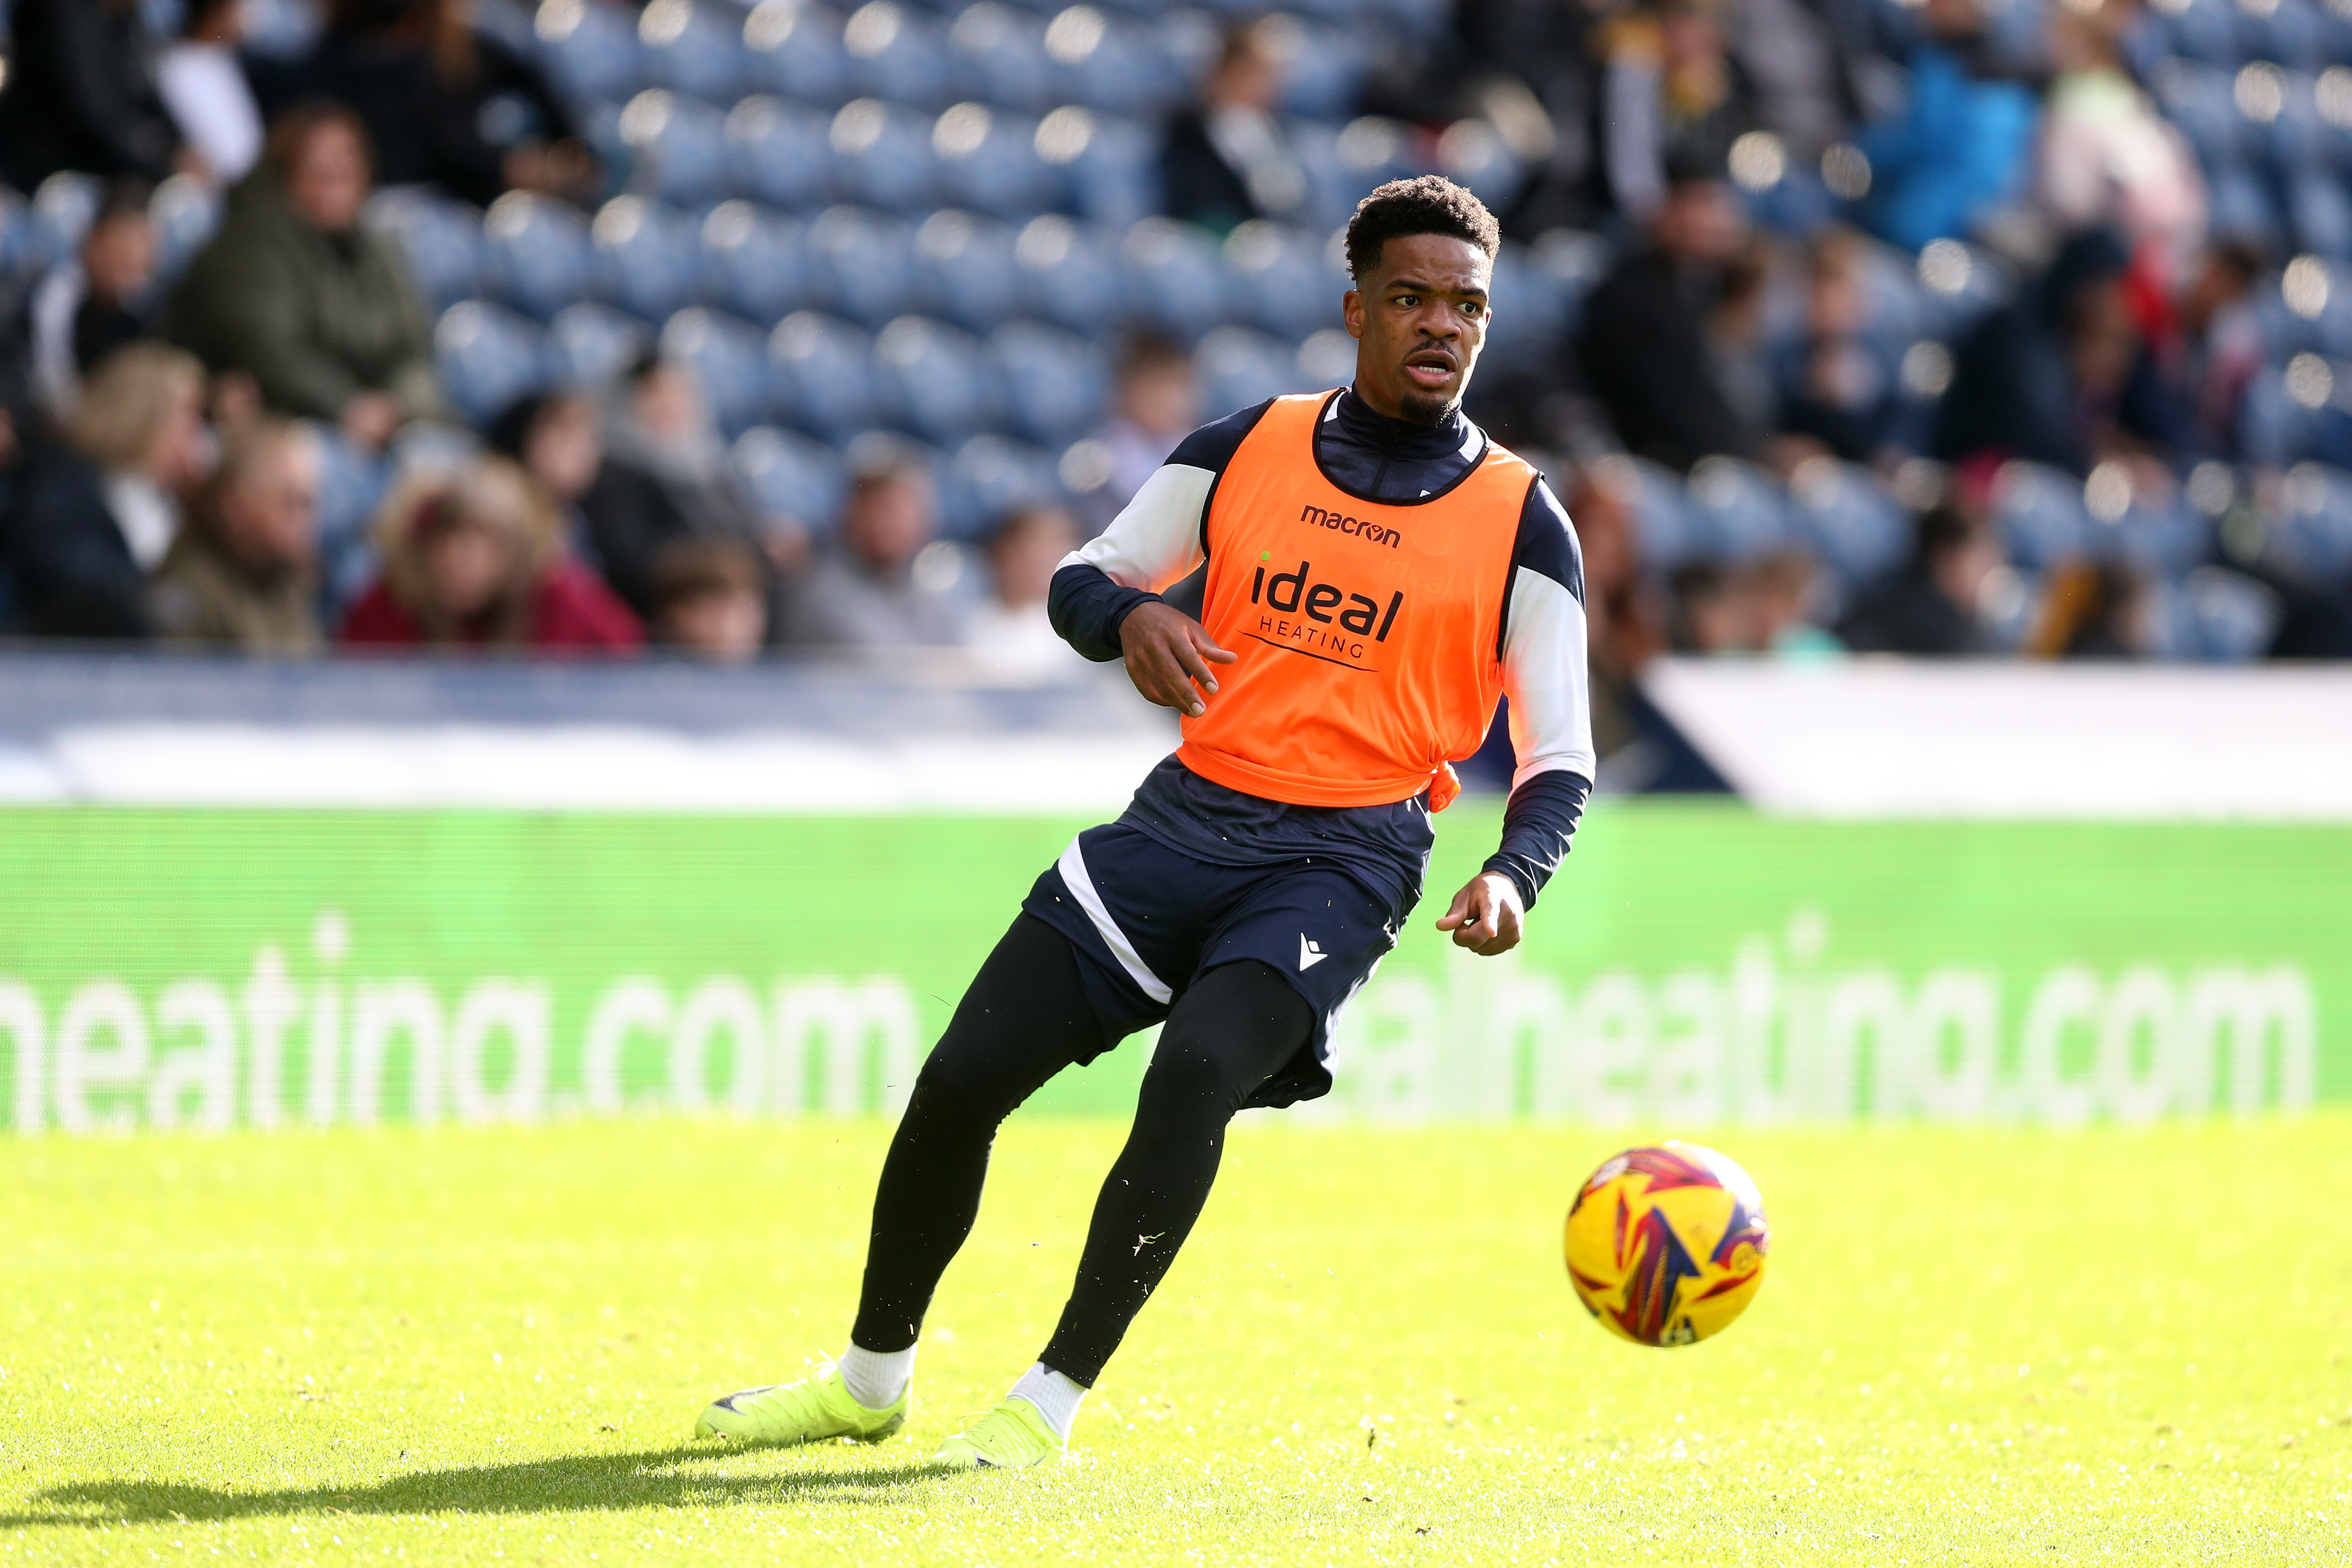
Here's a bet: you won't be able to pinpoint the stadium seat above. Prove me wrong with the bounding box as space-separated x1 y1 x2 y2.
1992 461 2094 571
1786 459 1911 585
661 308 776 436
1295 326 1357 388
916 210 1026 331
1846 235 1937 360
307 423 391 609
593 197 707 324
988 320 1112 444
843 0 958 108
2266 461 2352 581
638 0 752 102
742 0 856 106
1121 218 1233 341
2237 0 2327 69
533 0 648 105
29 173 100 273
702 201 814 325
366 187 487 315
735 424 850 531
1195 325 1309 419
933 104 1063 219
435 300 555 425
2099 487 2213 577
725 96 835 212
939 433 1066 539
148 176 223 288
1683 456 1791 561
1222 222 1343 341
808 205 925 327
1609 455 1701 570
1044 109 1162 231
829 98 944 212
1013 214 1128 335
1529 227 1614 341
2208 163 2286 247
549 301 654 390
1048 6 1183 115
948 2 1057 113
618 90 735 208
1481 240 1563 371
770 310 886 438
2149 59 2248 168
483 192 601 321
2172 565 2284 662
2289 168 2352 259
1296 117 1418 235
0 187 34 292
1912 238 2015 341
1277 19 1372 120
1434 119 1525 217
873 315 1001 443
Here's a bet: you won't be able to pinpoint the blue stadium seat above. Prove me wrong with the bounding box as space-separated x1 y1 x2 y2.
1847 235 1936 359
1912 238 2015 341
549 301 653 390
1048 5 1182 114
2289 168 2352 258
243 0 326 57
593 197 708 323
742 0 855 106
1528 228 1613 341
1610 455 1700 570
1195 325 1309 418
2097 486 2213 577
435 301 554 425
1046 109 1161 231
1222 221 1344 342
948 2 1056 112
916 210 1025 331
532 0 647 104
2238 0 2327 69
1786 460 1911 585
1121 218 1233 341
0 188 35 292
1683 457 1791 561
28 173 100 273
725 96 834 211
1992 461 2094 570
1014 214 1128 334
2149 59 2249 167
2267 461 2352 581
770 311 885 438
701 201 814 325
939 433 1066 539
638 0 752 102
873 315 1000 443
483 192 601 321
618 90 734 207
149 175 223 288
366 187 487 315
1295 325 1357 388
989 320 1112 444
734 425 850 530
933 104 1062 218
2168 565 2283 662
1434 119 1525 217
473 0 541 58
2239 358 2352 466
843 0 957 108
2208 162 2286 247
1278 20 1372 120
829 98 943 212
808 205 925 326
1480 240 1561 371
661 308 775 436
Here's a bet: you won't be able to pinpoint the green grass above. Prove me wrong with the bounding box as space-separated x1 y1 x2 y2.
1 1117 2349 1566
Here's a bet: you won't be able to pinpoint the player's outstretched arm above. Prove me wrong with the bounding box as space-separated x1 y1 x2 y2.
1118 601 1237 719
1435 871 1525 956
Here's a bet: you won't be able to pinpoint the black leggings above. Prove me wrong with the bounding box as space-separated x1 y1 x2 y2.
849 913 1311 1386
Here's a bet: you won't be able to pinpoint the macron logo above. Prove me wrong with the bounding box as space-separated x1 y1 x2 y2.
1298 935 1329 971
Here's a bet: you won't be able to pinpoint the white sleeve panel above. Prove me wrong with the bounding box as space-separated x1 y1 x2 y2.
1502 565 1598 790
1058 463 1215 592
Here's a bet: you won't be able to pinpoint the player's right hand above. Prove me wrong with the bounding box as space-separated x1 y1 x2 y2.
1118 601 1237 719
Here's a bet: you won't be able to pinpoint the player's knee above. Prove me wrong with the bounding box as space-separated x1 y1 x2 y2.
906 1045 1019 1127
1137 1038 1250 1119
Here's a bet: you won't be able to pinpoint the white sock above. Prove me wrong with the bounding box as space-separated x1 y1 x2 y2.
837 1341 916 1411
1007 1362 1088 1444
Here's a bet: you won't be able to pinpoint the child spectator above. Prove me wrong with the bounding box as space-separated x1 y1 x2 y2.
650 539 769 665
28 182 161 416
966 505 1084 679
150 419 324 655
167 103 447 450
340 458 641 654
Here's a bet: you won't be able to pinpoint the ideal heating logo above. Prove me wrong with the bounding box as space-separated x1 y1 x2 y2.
1298 502 1403 547
1248 557 1402 667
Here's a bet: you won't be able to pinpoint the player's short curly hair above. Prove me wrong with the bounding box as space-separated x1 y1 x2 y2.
1342 176 1501 281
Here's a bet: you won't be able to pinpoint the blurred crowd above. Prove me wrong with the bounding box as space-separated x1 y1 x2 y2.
0 0 2349 688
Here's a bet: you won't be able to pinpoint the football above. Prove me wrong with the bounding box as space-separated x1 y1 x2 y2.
1564 1141 1770 1347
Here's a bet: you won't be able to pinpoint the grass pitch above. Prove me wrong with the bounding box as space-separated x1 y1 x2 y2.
1 1116 2348 1567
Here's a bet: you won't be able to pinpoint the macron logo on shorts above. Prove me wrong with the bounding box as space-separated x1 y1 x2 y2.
1298 935 1328 971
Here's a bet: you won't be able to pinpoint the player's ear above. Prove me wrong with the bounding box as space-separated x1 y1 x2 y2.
1342 286 1365 339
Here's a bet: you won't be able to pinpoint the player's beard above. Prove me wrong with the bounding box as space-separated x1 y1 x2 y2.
1394 383 1460 426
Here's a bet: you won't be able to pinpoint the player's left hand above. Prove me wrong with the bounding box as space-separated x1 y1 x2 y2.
1435 872 1523 956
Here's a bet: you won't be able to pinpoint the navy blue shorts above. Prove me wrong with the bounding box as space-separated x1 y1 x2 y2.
1021 822 1401 1108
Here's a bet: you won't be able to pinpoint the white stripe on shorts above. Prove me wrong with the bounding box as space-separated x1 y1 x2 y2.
1054 835 1174 1005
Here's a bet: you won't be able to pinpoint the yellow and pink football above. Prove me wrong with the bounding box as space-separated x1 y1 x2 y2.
1564 1141 1770 1347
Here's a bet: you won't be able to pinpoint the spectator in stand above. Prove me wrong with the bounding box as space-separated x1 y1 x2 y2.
2037 0 2205 290
1160 21 1309 234
1750 547 1843 657
1588 0 1759 225
341 458 641 653
579 356 782 626
649 538 768 664
1667 560 1758 652
1082 333 1203 533
1775 229 1905 465
1706 242 1778 458
0 0 189 190
2031 559 2155 659
776 453 964 649
1577 162 1758 472
149 419 324 655
254 0 594 209
5 343 209 640
168 103 447 450
1837 501 2004 655
27 181 162 417
1849 0 2038 253
1934 228 2187 476
965 504 1084 678
160 0 269 186
487 391 606 570
2169 243 2265 458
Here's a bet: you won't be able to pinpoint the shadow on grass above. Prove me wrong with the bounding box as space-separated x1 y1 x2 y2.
5 1445 939 1529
